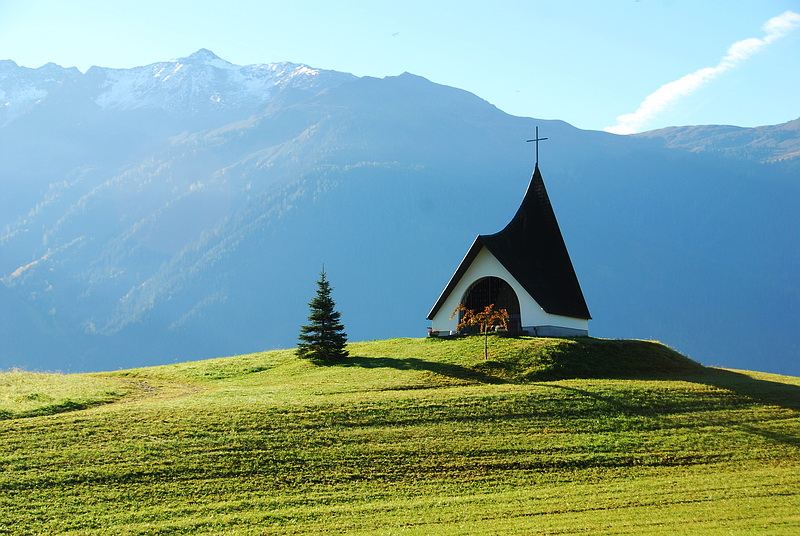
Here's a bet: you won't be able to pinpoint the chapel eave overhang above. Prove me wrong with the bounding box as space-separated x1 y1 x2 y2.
426 237 483 320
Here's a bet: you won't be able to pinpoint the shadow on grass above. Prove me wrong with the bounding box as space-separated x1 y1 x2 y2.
329 337 800 447
337 356 507 385
667 368 800 448
540 368 800 448
681 367 800 412
334 345 800 412
0 399 111 421
554 368 800 410
495 337 800 414
333 349 800 448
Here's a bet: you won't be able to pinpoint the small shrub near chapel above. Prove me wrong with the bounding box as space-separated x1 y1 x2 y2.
297 269 349 364
451 303 510 359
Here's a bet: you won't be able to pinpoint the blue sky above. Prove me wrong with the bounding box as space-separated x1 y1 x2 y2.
0 0 798 132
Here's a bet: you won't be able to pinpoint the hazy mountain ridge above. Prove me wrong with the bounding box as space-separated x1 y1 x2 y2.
637 117 800 164
1 50 798 374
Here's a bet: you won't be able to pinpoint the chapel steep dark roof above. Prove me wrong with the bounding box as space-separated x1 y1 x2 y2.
427 164 591 320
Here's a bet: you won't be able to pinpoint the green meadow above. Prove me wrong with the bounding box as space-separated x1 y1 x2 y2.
1 336 799 534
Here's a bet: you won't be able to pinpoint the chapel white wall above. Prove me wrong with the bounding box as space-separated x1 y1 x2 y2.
430 246 588 334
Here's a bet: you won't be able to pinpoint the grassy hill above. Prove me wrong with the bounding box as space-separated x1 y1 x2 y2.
1 336 799 534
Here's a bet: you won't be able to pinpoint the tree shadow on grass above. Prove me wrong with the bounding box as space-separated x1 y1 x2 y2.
337 356 507 385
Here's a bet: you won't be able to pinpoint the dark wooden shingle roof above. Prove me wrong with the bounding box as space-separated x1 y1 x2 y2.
427 165 590 320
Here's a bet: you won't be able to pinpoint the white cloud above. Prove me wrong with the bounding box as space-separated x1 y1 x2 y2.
605 10 800 135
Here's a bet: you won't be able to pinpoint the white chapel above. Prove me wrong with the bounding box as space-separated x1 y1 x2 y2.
427 155 590 337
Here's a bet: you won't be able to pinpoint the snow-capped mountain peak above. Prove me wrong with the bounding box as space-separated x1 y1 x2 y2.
0 50 355 120
93 52 353 113
183 48 222 61
0 61 80 125
173 48 234 70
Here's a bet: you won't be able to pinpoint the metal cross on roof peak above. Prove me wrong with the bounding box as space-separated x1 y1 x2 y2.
526 126 549 166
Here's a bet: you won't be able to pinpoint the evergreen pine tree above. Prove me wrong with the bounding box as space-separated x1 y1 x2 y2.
296 269 349 363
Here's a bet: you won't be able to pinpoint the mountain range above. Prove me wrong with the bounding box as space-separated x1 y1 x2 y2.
1 49 798 373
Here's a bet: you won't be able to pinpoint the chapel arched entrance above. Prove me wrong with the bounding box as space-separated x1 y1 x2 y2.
460 276 522 333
